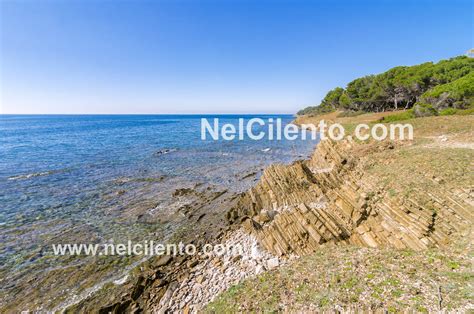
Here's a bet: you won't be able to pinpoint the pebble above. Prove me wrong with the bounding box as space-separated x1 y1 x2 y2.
153 229 281 313
267 257 279 269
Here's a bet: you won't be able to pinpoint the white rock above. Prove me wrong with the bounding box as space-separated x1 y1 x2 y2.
267 258 279 269
251 245 261 259
255 264 265 274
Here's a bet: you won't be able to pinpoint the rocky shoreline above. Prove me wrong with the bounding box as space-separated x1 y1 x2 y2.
67 118 473 312
151 230 284 313
67 224 288 313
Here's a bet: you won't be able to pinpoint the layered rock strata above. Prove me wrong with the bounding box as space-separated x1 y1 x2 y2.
227 139 473 256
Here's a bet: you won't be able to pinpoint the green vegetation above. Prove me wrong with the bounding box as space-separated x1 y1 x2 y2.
412 103 437 117
439 108 458 116
337 110 365 117
457 107 474 115
206 240 473 312
379 110 414 122
298 56 474 116
420 72 474 108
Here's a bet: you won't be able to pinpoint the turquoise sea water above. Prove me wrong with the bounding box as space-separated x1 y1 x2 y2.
0 114 316 309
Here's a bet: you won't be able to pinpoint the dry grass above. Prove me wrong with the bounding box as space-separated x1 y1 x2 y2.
294 110 408 126
206 235 473 312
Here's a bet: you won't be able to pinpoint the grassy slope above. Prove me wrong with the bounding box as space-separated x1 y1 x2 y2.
206 114 474 312
206 241 472 312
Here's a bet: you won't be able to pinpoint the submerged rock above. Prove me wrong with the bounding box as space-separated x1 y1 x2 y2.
153 148 177 157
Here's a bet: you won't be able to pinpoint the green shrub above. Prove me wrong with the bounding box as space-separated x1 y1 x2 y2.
439 108 458 116
413 103 437 117
337 110 365 118
420 72 474 110
456 108 474 115
297 105 335 116
380 110 415 123
422 72 474 100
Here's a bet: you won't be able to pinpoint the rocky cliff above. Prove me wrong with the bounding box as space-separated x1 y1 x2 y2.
227 138 473 255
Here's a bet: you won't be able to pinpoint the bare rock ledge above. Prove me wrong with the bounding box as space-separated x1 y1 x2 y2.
227 139 473 255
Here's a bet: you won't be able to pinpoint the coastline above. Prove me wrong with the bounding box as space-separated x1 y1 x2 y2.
63 182 281 313
2 2 472 312
0 114 317 312
3 114 471 312
67 113 473 312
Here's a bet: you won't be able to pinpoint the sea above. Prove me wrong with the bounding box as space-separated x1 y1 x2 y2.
0 114 317 310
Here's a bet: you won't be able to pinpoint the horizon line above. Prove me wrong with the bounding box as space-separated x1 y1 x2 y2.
0 112 298 116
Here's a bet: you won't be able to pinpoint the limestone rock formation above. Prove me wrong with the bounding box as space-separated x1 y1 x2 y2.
227 139 473 256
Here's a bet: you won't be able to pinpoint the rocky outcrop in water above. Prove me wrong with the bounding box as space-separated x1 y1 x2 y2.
227 139 473 255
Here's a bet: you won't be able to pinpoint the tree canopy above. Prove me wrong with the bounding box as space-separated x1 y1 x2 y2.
298 56 474 115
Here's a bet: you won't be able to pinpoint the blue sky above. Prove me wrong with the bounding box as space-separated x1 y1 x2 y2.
1 0 472 114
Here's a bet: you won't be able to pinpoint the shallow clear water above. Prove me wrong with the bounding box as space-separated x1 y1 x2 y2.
0 114 317 309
